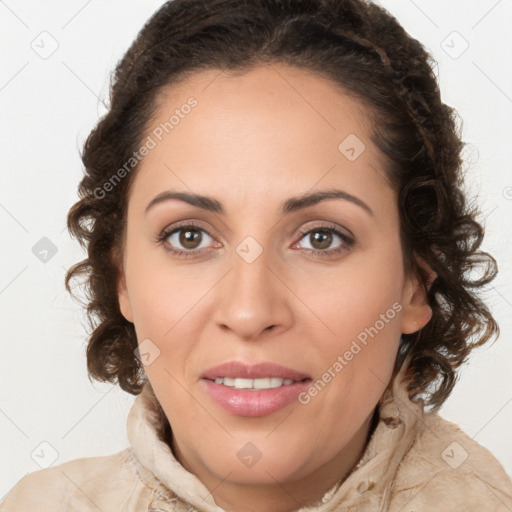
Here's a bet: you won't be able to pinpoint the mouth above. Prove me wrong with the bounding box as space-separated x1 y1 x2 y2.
210 376 306 390
200 361 312 417
201 360 311 381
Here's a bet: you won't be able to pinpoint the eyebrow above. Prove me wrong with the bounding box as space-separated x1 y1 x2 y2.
144 188 374 217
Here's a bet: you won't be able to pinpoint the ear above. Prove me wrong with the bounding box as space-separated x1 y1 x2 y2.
118 271 134 323
400 256 437 335
115 249 134 323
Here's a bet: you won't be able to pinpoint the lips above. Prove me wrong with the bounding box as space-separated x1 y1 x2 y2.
200 361 311 381
200 361 312 417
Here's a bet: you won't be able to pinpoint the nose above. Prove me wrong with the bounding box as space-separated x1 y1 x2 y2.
211 247 294 342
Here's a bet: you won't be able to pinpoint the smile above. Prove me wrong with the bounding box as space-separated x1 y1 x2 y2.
213 377 299 389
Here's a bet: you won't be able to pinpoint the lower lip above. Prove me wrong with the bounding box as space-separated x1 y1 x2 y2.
201 379 311 417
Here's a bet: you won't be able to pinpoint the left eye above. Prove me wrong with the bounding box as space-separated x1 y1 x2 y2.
296 228 350 252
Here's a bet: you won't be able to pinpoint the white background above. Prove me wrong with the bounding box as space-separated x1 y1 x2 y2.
1 0 512 500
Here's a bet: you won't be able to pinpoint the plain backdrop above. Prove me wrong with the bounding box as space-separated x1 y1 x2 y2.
1 0 512 500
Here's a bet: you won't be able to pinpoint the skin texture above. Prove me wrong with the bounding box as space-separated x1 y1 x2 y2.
117 63 433 512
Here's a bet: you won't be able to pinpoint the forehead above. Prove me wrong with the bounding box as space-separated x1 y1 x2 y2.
128 63 393 214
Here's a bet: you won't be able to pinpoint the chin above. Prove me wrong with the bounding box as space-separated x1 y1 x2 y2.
200 440 314 485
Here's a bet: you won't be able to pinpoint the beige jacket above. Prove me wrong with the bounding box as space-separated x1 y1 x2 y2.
2 361 512 512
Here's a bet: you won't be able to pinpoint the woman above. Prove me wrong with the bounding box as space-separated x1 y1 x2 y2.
2 0 511 510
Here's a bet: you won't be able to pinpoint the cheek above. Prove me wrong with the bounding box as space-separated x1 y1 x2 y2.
123 247 221 390
293 243 404 346
302 275 402 390
291 241 404 408
123 232 205 336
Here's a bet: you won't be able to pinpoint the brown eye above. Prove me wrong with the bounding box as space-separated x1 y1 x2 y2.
164 225 214 253
179 228 202 249
295 225 354 256
309 230 332 250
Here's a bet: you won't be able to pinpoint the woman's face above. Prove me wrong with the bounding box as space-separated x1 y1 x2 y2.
118 64 431 506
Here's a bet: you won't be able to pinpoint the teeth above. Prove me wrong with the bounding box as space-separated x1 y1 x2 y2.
213 377 296 389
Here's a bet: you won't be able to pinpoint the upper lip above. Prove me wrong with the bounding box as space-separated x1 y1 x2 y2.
201 361 311 381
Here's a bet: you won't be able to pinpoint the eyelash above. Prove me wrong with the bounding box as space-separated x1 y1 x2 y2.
155 220 355 258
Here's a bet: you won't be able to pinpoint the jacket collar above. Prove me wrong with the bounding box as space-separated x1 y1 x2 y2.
127 356 423 511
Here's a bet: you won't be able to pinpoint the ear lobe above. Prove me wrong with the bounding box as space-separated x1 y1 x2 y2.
115 253 134 323
400 256 436 335
118 271 134 323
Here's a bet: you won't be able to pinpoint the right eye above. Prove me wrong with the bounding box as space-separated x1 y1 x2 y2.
156 221 220 257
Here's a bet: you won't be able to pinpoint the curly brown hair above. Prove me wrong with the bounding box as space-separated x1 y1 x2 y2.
65 0 498 410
